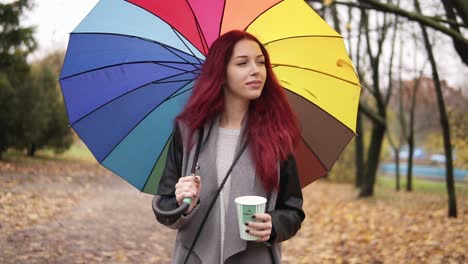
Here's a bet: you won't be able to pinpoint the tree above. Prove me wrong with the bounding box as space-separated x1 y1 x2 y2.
0 0 36 158
415 0 457 217
356 5 393 197
13 50 73 156
0 72 15 159
32 51 73 155
384 13 404 191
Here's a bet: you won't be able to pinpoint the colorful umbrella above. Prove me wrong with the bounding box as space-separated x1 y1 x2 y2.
60 0 360 194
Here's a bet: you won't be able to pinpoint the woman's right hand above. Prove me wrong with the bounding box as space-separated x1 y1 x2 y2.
175 175 201 214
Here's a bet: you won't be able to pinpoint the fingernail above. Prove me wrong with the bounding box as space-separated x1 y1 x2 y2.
245 229 250 233
252 215 256 219
244 222 248 226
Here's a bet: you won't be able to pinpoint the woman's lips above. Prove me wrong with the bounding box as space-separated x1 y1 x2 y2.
246 80 262 88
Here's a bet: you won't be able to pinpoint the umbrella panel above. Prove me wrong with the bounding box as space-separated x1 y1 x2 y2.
101 88 191 190
73 81 193 162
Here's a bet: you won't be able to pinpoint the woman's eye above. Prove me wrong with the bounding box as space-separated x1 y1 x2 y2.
237 62 247 66
257 61 265 65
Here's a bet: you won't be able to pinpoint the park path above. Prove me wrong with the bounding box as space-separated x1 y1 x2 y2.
1 159 466 263
0 161 175 263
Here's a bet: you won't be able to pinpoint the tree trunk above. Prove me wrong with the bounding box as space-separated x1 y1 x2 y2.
406 133 414 191
355 112 365 188
353 9 365 189
415 0 457 218
395 151 400 191
330 4 342 34
359 124 386 197
450 0 468 25
441 0 468 65
405 75 421 192
358 7 388 198
28 143 36 157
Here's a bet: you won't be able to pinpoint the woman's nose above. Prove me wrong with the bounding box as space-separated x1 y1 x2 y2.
250 62 259 75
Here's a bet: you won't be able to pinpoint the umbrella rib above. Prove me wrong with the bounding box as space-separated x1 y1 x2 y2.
61 60 200 81
195 21 208 54
140 134 173 193
184 0 209 54
99 83 194 164
68 70 197 127
124 0 207 58
299 137 329 173
301 129 355 176
217 0 228 38
68 122 148 192
171 27 205 65
272 63 359 87
243 0 285 31
262 35 344 46
285 89 357 136
158 62 200 72
68 32 203 70
289 88 356 174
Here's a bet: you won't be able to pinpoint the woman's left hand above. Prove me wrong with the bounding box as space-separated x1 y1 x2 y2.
246 213 273 242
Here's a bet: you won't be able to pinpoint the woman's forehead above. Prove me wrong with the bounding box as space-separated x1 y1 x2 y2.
231 39 264 58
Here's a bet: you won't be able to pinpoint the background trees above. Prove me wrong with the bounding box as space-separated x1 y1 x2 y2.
308 0 466 217
0 1 72 159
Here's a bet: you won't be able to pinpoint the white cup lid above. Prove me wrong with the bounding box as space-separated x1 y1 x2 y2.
235 196 266 205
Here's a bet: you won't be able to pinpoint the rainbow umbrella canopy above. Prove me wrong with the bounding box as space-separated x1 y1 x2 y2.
59 0 360 194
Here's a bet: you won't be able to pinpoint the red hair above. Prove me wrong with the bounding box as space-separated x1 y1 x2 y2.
176 30 301 191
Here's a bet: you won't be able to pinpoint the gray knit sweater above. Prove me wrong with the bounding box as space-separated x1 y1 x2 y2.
216 127 241 262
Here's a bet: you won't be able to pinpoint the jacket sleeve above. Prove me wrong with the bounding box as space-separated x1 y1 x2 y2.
267 154 305 243
152 123 200 228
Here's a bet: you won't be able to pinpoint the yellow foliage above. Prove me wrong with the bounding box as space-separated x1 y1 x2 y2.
323 0 334 6
450 110 467 169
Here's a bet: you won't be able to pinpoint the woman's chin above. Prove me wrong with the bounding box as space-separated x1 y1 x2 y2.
244 91 263 100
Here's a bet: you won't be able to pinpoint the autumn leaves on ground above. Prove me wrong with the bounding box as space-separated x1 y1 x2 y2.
1 154 466 263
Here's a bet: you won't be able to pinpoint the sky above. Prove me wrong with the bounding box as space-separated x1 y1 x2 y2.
22 0 99 61
19 0 468 90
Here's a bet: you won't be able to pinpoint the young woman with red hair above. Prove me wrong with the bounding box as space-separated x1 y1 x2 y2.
153 30 305 264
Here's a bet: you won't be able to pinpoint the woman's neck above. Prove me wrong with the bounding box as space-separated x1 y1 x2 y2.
220 96 249 129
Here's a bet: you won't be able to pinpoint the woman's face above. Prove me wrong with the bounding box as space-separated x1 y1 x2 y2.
224 39 267 102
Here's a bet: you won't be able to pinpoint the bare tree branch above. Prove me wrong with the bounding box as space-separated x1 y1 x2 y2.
306 0 468 51
359 103 386 126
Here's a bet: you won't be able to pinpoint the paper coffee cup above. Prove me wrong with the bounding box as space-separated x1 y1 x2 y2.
235 196 267 241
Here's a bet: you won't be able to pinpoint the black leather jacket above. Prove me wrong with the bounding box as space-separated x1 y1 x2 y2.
154 124 305 243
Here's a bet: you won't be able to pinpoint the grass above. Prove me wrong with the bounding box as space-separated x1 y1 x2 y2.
57 141 95 162
377 174 468 195
373 174 468 211
3 142 467 201
1 141 95 164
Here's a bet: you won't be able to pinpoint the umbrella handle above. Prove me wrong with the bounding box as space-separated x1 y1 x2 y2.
152 195 190 219
153 166 200 220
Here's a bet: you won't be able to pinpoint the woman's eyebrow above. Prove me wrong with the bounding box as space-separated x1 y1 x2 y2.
233 54 265 59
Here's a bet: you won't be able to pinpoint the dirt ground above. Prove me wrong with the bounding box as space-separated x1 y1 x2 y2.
1 159 466 263
0 160 175 263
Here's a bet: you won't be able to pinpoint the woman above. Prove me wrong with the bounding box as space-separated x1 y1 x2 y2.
153 30 305 264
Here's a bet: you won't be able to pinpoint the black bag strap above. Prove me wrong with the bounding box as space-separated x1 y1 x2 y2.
183 140 248 264
265 192 277 264
190 126 204 175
